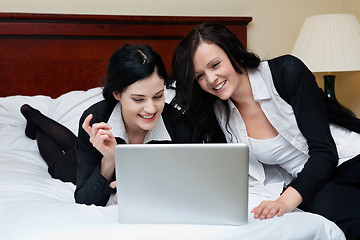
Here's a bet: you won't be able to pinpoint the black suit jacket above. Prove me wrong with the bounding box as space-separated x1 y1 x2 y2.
268 54 360 202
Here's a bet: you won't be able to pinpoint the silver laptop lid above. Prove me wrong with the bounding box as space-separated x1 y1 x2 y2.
114 143 249 225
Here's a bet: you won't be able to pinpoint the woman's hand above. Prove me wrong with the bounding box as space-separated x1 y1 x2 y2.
251 186 303 220
251 200 291 220
110 181 118 204
82 114 117 159
82 114 117 180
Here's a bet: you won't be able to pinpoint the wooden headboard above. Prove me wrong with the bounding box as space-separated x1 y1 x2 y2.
0 13 251 98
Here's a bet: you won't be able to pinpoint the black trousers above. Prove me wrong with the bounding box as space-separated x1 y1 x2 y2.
299 154 360 240
48 148 77 184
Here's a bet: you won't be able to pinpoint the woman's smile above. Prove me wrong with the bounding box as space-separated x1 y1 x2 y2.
213 80 227 91
139 113 156 121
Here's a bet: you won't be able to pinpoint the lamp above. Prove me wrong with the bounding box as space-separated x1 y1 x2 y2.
291 13 360 117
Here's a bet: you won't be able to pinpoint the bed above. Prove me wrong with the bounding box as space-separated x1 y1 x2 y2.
0 13 345 240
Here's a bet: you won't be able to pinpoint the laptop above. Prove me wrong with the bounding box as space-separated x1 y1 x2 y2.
114 143 249 226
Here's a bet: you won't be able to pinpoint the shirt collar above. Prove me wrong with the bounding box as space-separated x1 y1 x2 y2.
227 98 238 113
215 62 271 125
247 62 271 101
214 98 239 127
107 102 171 144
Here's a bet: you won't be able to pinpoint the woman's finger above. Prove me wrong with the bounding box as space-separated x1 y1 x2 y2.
113 193 118 204
91 129 115 146
110 181 118 204
82 114 93 135
110 181 117 188
91 122 112 138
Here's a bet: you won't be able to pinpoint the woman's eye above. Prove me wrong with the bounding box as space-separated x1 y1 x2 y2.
212 62 220 68
154 94 163 99
132 98 143 102
195 74 204 81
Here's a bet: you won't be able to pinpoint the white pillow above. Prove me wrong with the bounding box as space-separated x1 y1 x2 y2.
0 88 103 151
52 87 104 134
0 95 52 151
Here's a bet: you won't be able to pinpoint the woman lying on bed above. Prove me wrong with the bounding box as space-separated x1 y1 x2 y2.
170 22 360 240
20 43 225 207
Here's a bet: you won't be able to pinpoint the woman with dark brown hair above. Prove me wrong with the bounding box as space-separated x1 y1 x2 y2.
171 22 360 240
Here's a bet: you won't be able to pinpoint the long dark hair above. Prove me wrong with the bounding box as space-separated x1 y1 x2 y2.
102 44 169 105
171 22 261 142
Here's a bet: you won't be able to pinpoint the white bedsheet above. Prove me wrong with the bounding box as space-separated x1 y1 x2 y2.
0 88 345 240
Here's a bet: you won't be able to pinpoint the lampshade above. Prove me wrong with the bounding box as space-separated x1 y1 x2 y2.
291 14 360 73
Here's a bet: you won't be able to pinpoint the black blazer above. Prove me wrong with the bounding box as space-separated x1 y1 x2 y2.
269 54 360 202
74 100 194 206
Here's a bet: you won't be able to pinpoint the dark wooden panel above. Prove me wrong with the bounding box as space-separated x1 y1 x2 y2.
0 13 251 97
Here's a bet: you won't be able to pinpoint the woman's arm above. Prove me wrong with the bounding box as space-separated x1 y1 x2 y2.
74 102 116 206
269 55 338 201
252 55 339 219
82 114 117 181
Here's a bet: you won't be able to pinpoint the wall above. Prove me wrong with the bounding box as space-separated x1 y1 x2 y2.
1 0 360 116
336 0 360 116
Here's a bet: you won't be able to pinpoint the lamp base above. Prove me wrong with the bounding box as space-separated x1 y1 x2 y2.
323 75 356 117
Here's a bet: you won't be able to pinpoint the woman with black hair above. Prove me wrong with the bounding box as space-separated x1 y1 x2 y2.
171 22 360 240
20 43 196 207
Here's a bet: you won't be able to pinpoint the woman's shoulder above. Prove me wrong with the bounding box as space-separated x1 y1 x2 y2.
161 103 192 143
266 54 309 76
80 100 116 123
161 103 184 127
267 54 304 66
267 54 316 102
162 103 180 115
161 103 226 143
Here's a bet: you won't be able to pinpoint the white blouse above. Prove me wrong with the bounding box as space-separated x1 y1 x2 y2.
248 134 308 178
214 61 360 197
